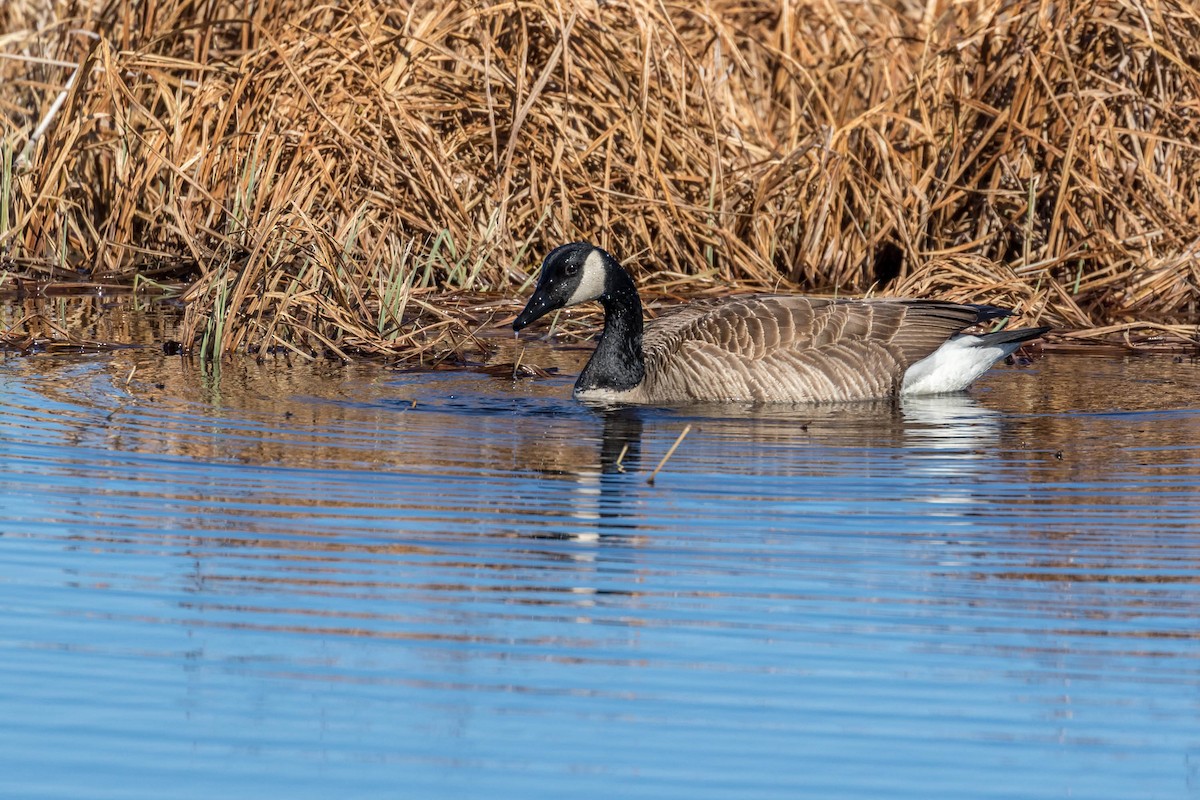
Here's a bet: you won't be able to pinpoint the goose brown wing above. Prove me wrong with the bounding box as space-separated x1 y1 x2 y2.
638 296 996 402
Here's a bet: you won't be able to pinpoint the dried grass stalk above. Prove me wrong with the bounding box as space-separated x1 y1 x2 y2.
2 0 1198 354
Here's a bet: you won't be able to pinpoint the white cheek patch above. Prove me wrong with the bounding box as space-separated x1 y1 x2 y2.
567 249 609 305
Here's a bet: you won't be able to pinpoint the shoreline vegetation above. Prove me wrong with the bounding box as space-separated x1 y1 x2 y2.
2 0 1198 361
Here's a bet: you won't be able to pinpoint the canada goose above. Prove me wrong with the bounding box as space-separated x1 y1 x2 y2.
512 242 1050 404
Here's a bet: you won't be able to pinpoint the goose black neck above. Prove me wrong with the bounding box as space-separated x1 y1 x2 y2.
576 265 645 393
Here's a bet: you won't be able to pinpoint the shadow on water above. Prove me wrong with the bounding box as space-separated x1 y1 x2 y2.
2 333 1200 800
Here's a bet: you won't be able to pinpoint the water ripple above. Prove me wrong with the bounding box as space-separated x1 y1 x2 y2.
2 351 1199 799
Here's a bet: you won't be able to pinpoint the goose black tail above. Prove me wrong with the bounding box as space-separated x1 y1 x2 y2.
967 304 1016 324
974 325 1052 347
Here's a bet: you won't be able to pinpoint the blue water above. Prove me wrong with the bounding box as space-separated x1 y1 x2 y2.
1 350 1199 799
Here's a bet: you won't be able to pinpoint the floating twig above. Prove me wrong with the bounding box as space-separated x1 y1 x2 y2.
614 443 629 473
512 346 524 381
647 424 692 485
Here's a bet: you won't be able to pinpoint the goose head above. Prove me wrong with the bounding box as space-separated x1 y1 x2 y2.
513 242 615 331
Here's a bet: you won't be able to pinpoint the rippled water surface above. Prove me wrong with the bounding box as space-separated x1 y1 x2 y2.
2 343 1199 799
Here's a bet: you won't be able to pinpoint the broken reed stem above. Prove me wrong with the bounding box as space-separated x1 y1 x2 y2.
16 60 81 170
648 424 693 485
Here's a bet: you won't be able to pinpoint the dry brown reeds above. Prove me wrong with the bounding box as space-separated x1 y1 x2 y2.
2 0 1198 358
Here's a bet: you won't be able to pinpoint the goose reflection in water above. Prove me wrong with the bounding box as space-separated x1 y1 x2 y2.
539 392 1007 545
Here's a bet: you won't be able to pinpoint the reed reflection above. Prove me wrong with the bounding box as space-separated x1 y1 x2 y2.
6 348 1199 615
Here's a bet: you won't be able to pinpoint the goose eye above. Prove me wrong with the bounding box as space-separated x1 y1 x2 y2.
564 263 580 277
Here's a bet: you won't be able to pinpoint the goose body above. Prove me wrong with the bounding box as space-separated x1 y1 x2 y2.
513 243 1049 404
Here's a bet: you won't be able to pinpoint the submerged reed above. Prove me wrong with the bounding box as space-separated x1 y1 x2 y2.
1 0 1198 355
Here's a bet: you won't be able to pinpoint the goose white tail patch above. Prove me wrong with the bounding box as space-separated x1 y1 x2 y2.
901 335 1023 395
567 248 609 305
